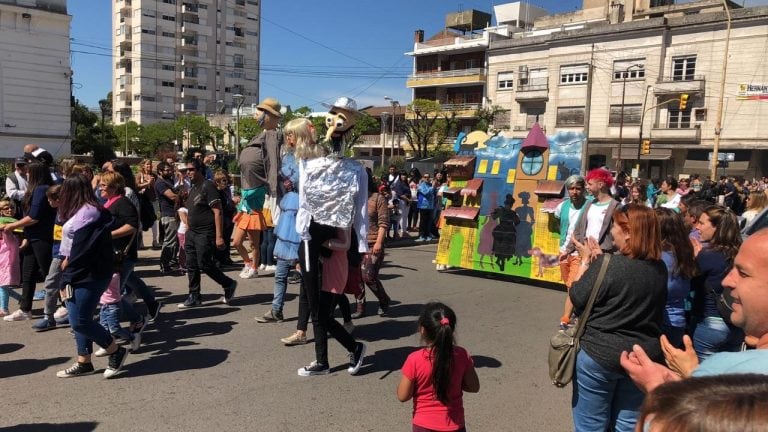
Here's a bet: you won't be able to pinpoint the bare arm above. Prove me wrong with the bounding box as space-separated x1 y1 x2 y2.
462 365 480 393
397 375 415 402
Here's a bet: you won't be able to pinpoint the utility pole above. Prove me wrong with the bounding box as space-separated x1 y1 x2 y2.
380 112 390 167
617 64 643 172
581 44 595 174
711 1 732 180
233 94 244 156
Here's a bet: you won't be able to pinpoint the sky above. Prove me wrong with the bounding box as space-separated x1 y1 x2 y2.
68 0 768 112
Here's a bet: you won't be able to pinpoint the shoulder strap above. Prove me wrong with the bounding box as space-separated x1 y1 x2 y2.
573 254 611 339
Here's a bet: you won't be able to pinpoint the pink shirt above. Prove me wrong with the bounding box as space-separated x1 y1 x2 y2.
401 346 474 431
0 232 21 286
99 273 121 305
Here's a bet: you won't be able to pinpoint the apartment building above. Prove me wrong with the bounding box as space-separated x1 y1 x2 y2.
0 0 71 158
112 0 260 126
486 0 768 179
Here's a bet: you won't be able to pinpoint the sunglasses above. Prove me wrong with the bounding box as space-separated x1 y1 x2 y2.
186 167 196 172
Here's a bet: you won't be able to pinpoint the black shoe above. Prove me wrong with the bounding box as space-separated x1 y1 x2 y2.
297 361 329 376
287 272 302 284
56 361 95 378
177 294 202 309
347 342 366 375
378 297 391 316
222 280 237 305
131 315 148 336
104 346 129 379
147 301 162 323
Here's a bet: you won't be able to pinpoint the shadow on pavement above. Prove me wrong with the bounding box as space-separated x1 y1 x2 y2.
356 345 415 378
472 355 502 368
120 348 229 378
380 302 423 319
355 319 417 342
378 273 404 281
228 293 277 307
3 422 99 432
0 343 24 355
0 356 70 379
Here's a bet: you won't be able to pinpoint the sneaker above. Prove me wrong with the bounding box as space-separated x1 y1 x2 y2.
238 264 252 278
131 315 148 337
129 333 141 352
0 309 8 317
347 342 366 375
415 237 426 242
378 297 391 316
54 316 69 326
264 264 277 273
94 347 109 357
281 332 307 346
343 321 355 334
287 272 302 284
147 301 163 323
298 361 329 376
103 346 129 379
254 309 284 323
32 318 56 332
177 294 202 309
258 263 267 271
222 280 238 305
239 266 257 279
33 290 46 301
53 306 68 320
56 362 95 378
426 236 435 241
3 309 30 322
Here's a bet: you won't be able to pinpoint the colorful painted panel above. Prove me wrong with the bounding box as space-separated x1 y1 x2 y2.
435 128 584 284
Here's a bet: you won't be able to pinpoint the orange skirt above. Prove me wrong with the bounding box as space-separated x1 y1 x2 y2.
233 210 266 231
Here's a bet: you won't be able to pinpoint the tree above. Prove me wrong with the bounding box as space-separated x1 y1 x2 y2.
238 117 263 143
139 122 177 156
71 99 116 157
402 99 458 158
474 105 510 132
112 121 140 155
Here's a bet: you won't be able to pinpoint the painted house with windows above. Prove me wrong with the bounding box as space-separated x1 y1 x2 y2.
486 0 768 179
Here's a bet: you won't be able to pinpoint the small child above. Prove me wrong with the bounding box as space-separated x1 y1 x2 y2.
0 199 21 316
95 273 139 355
32 185 67 330
398 302 480 432
176 189 189 273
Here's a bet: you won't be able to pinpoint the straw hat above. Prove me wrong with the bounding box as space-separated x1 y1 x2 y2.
256 97 282 117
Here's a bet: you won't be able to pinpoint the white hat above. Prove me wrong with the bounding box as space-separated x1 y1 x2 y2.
322 97 360 118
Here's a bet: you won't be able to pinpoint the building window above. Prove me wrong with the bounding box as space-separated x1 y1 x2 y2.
672 56 696 81
668 109 692 128
161 15 175 22
233 54 244 69
161 64 175 71
161 31 175 38
613 59 645 80
161 81 175 88
559 64 589 85
497 72 514 90
521 150 544 176
519 67 548 90
556 106 585 126
522 104 545 129
608 104 642 126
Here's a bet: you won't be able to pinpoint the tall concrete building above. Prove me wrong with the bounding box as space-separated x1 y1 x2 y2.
0 0 71 158
112 0 260 125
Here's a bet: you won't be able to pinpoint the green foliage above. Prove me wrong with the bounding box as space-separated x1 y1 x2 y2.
139 122 178 156
403 99 458 159
238 117 263 143
474 105 509 132
71 99 114 155
387 156 407 171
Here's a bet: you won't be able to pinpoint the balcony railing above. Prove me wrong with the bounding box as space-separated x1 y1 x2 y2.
654 75 706 95
440 103 481 112
658 75 706 83
409 68 485 81
517 83 549 92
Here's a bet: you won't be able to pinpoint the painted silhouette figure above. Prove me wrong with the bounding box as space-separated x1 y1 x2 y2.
513 191 535 266
491 194 520 271
529 247 559 277
477 215 497 269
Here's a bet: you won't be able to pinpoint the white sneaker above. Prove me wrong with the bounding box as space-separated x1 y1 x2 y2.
94 347 109 357
238 265 251 278
129 333 141 352
264 265 277 273
258 264 267 271
53 306 68 320
239 266 257 279
3 309 30 322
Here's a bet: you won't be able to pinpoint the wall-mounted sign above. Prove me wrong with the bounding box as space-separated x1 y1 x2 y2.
737 83 768 100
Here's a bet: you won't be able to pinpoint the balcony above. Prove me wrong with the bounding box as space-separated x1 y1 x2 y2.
119 39 132 50
515 84 549 101
654 75 706 95
407 68 486 88
649 125 701 143
119 0 132 16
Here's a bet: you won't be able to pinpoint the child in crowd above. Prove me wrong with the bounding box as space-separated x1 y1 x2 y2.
0 199 21 316
398 302 480 432
176 189 189 273
95 273 140 355
32 185 68 330
259 201 277 273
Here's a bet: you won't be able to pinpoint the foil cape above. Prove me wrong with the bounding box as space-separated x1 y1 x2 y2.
300 157 362 228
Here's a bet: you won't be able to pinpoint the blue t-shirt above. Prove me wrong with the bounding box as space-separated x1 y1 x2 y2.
661 251 690 328
693 350 768 376
24 185 56 242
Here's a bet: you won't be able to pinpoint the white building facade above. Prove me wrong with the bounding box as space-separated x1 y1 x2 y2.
112 0 260 125
0 0 71 159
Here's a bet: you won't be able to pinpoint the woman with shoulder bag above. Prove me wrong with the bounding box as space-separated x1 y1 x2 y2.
569 205 668 432
55 174 129 379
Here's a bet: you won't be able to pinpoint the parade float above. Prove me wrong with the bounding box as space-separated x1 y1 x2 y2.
434 123 584 285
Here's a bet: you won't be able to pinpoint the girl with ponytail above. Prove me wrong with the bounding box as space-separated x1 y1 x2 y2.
398 302 480 432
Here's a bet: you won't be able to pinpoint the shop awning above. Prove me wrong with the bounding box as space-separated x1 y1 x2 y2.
541 198 565 214
534 180 565 197
444 156 476 168
461 178 483 197
442 206 480 221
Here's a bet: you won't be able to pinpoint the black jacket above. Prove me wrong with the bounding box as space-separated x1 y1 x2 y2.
61 209 115 288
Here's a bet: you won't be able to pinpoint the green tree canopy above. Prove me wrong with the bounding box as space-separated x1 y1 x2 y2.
402 99 458 158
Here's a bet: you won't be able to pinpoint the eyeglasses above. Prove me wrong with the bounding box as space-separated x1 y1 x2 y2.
186 167 196 172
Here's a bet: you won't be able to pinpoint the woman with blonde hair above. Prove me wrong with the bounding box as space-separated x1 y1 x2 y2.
136 158 159 248
741 192 767 226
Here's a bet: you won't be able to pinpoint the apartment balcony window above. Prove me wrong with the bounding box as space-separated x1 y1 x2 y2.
518 67 548 91
672 56 697 81
234 27 244 37
667 109 692 129
556 106 585 127
497 72 514 90
234 54 244 69
613 59 645 81
608 104 642 126
182 2 199 13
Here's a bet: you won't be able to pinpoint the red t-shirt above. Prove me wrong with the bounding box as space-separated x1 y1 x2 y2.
401 346 474 431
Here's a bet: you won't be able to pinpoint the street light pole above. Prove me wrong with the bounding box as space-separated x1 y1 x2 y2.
233 94 244 157
617 63 643 172
98 99 108 150
385 96 399 158
380 112 389 167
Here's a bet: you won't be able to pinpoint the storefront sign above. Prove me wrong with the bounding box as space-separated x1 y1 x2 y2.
737 83 768 100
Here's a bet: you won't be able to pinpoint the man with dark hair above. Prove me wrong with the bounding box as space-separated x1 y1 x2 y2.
178 158 237 308
154 161 180 273
563 168 619 258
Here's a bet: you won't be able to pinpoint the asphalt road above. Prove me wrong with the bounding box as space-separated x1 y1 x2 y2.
1 238 573 432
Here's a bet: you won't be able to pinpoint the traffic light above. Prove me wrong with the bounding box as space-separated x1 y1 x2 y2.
641 139 651 155
679 93 689 111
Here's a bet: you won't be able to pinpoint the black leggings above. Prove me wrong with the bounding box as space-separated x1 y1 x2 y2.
418 209 432 238
20 239 53 312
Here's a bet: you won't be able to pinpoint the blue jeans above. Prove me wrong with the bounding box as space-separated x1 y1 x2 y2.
66 278 113 356
99 303 132 340
259 228 276 266
692 316 744 363
572 350 644 432
119 259 147 324
0 285 21 311
271 258 293 313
